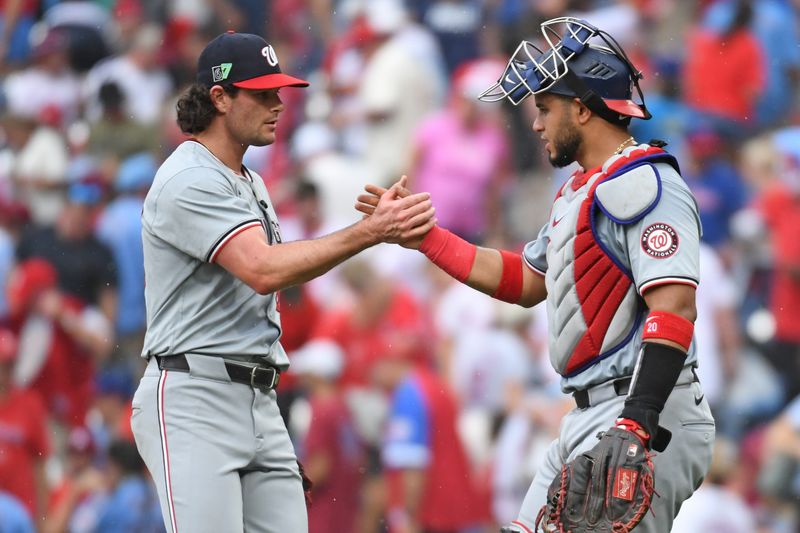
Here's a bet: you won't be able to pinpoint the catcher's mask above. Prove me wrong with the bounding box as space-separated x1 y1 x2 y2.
479 17 650 122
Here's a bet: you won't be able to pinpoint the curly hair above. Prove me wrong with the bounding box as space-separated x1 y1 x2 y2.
175 84 239 135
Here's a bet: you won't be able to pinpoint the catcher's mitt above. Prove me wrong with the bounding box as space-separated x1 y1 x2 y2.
535 427 656 532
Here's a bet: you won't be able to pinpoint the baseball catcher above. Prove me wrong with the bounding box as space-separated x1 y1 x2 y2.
357 15 715 533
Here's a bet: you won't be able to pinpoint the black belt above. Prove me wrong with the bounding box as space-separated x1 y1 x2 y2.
572 368 700 409
573 377 631 409
157 354 281 392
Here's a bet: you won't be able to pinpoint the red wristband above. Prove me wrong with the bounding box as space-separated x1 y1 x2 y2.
615 417 650 446
492 250 523 304
418 226 477 282
642 310 694 351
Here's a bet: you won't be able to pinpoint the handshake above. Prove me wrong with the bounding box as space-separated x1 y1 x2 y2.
354 175 436 249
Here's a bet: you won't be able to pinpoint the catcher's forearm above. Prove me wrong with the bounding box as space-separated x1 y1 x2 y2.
620 342 687 449
418 226 546 306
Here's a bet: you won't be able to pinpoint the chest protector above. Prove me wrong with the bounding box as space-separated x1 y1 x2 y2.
545 145 679 377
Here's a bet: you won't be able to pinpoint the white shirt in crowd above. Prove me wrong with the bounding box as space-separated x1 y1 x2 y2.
671 485 756 533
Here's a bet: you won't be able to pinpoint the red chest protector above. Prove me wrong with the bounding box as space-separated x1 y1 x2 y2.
555 145 679 376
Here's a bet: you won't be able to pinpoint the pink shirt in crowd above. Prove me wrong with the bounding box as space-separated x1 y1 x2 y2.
412 111 509 239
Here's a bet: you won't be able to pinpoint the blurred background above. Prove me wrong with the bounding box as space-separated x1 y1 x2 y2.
0 0 799 531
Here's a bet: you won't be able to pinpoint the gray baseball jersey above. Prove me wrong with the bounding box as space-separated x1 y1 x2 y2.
141 140 288 368
133 140 307 533
523 145 701 392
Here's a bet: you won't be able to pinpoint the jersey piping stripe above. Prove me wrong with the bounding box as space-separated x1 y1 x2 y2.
511 520 534 533
157 370 179 533
207 220 262 263
638 276 698 295
523 255 546 277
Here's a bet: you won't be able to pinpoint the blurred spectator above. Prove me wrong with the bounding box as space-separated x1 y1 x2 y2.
311 258 431 533
628 58 690 161
0 200 18 320
41 0 111 73
3 29 81 127
418 0 483 74
48 437 164 532
161 18 212 89
0 490 35 533
86 82 160 162
757 395 800 529
87 365 135 454
6 259 112 426
362 0 447 103
111 0 148 53
17 182 118 322
682 0 765 136
682 127 749 250
83 23 172 125
0 0 37 68
568 0 642 51
694 243 741 414
492 388 568 526
92 439 164 532
704 0 800 128
292 339 364 533
754 151 800 404
312 258 432 390
43 426 105 533
96 153 155 358
671 437 757 532
0 327 50 523
407 59 510 243
377 342 484 533
357 0 443 186
1 113 70 227
278 179 350 307
289 122 372 227
450 301 532 436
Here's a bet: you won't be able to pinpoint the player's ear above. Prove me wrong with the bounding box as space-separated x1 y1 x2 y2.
209 85 231 113
572 97 592 125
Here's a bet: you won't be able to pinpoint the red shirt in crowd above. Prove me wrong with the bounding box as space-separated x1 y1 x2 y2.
11 295 96 427
304 393 364 533
385 368 483 531
683 28 765 122
0 388 50 516
758 184 800 342
312 289 431 389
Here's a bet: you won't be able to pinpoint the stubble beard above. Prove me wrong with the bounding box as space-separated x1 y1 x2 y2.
548 117 582 169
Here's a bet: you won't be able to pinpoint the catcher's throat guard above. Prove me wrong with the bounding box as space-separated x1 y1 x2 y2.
479 17 650 122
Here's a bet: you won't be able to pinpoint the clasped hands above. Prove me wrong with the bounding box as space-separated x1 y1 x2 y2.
356 175 433 248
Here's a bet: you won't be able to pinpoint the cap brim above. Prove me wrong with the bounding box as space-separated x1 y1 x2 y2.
233 73 309 90
604 99 647 119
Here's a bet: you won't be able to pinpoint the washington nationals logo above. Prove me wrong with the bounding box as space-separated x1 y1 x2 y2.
641 223 679 258
262 45 278 66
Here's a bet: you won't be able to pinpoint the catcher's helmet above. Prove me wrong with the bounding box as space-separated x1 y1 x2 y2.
480 17 650 122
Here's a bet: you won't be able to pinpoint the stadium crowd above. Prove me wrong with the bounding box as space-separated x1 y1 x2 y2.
0 0 799 531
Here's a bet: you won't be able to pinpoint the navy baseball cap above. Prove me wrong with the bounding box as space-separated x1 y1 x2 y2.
197 31 309 90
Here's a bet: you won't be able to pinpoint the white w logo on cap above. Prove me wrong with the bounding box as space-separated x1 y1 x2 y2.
261 45 278 67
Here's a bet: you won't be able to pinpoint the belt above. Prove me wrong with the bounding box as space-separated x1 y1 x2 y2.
572 366 699 409
156 354 281 392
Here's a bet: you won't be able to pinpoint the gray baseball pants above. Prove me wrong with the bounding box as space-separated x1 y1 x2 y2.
131 354 308 533
513 366 715 532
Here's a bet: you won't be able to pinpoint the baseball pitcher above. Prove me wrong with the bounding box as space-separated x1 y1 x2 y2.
130 32 435 533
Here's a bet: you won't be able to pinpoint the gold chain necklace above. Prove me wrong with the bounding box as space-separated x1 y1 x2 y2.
614 136 636 155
